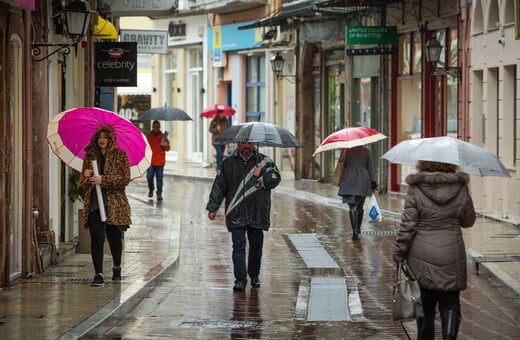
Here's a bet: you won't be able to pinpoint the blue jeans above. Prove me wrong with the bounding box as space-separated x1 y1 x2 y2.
147 166 164 195
213 144 225 169
231 226 264 283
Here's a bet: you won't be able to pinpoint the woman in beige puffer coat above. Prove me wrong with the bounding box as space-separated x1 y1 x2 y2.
393 161 476 340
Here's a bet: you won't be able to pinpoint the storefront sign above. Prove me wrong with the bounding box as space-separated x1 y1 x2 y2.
120 30 168 54
346 26 397 45
109 0 176 16
94 42 138 87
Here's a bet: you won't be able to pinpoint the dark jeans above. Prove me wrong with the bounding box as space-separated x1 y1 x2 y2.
88 210 124 274
213 144 226 169
147 165 164 195
230 226 264 283
419 288 460 340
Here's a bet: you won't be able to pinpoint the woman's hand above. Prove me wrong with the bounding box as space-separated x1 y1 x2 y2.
89 175 102 185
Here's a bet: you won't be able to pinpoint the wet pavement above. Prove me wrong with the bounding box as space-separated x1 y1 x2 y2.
0 160 519 339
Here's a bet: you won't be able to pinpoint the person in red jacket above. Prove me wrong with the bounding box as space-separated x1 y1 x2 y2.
146 120 170 201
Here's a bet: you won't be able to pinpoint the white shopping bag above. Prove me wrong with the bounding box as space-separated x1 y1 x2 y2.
368 194 382 222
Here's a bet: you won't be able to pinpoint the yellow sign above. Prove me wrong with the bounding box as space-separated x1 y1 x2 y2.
213 26 221 49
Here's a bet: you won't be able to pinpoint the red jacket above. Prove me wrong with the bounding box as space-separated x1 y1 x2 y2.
146 131 170 166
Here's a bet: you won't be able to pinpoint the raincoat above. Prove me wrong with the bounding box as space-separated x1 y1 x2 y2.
206 149 281 230
393 171 476 291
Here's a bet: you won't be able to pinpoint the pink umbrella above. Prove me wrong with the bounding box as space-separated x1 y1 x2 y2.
313 127 387 157
200 104 236 118
47 107 152 179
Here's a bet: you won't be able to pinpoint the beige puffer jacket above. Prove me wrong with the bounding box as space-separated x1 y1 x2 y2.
393 171 476 291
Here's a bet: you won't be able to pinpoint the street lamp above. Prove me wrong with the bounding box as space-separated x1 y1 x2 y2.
270 53 296 82
64 0 92 38
270 53 285 74
424 37 461 78
30 0 92 62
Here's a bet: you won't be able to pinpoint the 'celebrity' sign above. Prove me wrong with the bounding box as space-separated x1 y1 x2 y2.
95 42 138 87
120 30 168 54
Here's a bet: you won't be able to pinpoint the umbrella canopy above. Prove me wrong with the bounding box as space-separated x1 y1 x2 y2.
47 107 152 179
313 127 387 156
137 103 193 121
200 104 236 118
381 136 510 177
215 122 302 148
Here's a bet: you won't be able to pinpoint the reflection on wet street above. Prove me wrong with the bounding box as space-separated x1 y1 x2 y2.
86 176 520 339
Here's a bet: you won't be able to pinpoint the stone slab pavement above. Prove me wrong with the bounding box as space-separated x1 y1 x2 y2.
0 159 518 339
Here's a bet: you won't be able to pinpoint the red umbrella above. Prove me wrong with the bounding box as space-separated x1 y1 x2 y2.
313 127 386 157
200 104 236 118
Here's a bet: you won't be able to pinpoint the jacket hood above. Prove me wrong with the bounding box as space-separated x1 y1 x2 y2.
405 171 470 205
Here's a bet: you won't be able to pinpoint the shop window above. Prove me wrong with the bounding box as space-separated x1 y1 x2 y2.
246 55 266 122
399 32 422 75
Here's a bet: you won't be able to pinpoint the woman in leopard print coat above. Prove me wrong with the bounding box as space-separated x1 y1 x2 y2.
79 125 131 286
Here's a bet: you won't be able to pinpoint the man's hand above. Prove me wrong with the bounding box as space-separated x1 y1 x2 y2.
253 166 261 177
208 211 216 220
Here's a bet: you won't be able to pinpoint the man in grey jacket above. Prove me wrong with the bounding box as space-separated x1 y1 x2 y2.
206 141 281 291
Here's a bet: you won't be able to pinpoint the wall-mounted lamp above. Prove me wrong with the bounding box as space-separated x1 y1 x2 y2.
270 53 296 82
30 0 92 62
425 37 461 78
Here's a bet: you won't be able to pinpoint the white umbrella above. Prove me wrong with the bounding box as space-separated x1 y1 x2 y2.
381 136 510 177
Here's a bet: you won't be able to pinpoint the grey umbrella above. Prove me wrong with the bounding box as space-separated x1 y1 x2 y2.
381 136 510 177
215 122 302 148
137 103 193 121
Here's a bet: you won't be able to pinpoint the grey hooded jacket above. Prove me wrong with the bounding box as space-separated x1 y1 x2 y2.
393 171 476 291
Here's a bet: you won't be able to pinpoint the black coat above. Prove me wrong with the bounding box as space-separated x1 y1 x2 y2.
206 150 281 230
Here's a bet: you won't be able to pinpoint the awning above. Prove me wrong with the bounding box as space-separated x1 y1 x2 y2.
238 0 395 30
94 16 118 39
117 73 152 96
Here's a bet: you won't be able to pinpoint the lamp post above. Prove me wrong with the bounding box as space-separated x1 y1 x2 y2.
424 37 461 78
30 0 92 62
271 53 285 75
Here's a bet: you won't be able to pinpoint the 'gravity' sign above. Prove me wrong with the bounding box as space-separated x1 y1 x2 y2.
346 26 397 45
94 42 138 87
120 30 168 54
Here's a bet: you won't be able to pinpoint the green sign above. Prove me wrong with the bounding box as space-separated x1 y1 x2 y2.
346 26 397 45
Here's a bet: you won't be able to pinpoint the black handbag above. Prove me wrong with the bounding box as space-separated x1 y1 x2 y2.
392 261 424 322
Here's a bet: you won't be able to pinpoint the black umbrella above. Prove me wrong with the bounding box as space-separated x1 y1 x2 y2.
137 103 193 121
215 122 302 148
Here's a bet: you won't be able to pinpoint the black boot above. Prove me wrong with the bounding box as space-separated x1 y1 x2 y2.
349 211 359 240
417 314 435 340
357 209 363 237
441 308 460 340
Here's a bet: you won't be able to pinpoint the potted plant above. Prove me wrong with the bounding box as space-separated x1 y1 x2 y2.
68 170 86 203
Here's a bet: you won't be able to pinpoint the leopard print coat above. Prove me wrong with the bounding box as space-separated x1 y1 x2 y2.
79 145 132 229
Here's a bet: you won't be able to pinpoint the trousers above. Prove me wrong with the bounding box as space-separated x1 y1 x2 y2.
230 226 264 283
88 210 124 274
147 165 165 195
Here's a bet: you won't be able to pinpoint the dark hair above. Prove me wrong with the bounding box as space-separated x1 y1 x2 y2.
84 125 117 154
417 160 458 173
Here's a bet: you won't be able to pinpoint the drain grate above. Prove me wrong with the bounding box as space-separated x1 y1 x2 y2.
362 230 398 237
64 278 94 284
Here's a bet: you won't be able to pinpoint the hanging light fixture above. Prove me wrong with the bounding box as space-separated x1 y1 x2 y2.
270 53 285 74
64 0 92 38
30 0 92 62
425 37 461 78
